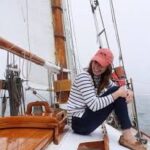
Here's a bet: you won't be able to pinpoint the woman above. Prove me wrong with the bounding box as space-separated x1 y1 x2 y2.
67 48 146 150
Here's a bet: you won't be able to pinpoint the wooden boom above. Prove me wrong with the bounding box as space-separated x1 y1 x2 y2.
0 37 45 65
0 36 70 73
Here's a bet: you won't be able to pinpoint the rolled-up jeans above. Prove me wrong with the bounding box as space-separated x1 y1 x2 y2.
72 86 132 135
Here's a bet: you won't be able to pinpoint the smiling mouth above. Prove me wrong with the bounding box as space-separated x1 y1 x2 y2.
94 70 102 74
95 69 101 72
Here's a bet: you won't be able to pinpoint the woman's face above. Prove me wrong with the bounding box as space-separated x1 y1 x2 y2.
92 61 107 76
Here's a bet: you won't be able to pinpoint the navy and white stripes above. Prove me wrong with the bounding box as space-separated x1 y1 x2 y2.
67 71 115 124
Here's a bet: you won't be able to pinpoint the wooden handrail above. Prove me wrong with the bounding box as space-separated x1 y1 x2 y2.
26 101 52 115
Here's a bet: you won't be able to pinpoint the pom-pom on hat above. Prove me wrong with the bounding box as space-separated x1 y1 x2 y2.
91 48 114 67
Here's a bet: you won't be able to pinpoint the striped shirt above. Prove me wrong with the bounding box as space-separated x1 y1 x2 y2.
67 71 115 124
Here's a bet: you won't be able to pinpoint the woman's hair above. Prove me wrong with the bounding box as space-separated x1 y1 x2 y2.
87 61 112 94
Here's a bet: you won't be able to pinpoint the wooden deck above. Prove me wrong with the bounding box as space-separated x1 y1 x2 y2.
0 128 53 150
46 124 150 150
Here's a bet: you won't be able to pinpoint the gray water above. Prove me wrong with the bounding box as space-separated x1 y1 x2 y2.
136 95 150 135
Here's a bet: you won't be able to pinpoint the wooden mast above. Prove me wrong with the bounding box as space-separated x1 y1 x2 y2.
51 0 71 103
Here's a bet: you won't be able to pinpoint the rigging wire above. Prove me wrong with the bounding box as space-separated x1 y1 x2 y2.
108 1 148 142
23 0 32 83
25 0 31 51
90 0 102 47
89 0 148 142
18 0 26 22
65 0 82 73
65 0 79 74
25 86 49 102
62 0 77 75
95 0 110 48
89 0 110 48
18 0 27 80
18 0 32 82
6 52 25 115
109 0 127 77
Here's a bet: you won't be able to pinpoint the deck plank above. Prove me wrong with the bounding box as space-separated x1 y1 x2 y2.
46 125 129 150
0 128 53 150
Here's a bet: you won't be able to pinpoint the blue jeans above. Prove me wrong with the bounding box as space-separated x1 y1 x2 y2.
72 86 132 135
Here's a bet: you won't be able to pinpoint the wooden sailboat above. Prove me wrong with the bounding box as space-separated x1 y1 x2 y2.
0 0 150 150
0 0 70 149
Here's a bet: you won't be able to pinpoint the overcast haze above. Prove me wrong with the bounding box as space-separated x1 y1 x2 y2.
70 0 150 96
0 0 149 133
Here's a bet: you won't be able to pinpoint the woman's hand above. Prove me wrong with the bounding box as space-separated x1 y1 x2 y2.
112 86 127 100
117 86 128 98
126 89 134 103
112 86 133 102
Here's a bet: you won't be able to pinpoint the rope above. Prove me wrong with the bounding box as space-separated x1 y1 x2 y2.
5 49 26 116
6 68 25 116
1 92 7 117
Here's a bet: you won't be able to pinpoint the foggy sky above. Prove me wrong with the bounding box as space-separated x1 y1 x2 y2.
70 0 150 95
